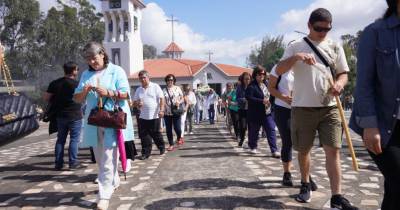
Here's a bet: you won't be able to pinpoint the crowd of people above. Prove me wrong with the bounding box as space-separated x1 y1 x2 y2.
41 1 400 209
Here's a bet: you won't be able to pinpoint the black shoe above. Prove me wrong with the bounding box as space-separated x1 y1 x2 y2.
55 165 63 171
160 148 165 155
238 141 243 147
138 155 149 160
282 172 293 187
330 194 359 210
295 182 312 203
309 176 318 191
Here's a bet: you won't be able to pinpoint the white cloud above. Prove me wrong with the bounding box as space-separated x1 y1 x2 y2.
141 3 259 67
38 0 100 13
276 0 387 42
37 0 58 12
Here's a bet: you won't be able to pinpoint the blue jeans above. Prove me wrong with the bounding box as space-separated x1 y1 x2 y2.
208 104 215 124
55 118 82 168
164 115 182 146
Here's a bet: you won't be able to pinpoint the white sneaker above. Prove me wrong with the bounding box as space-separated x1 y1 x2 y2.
94 177 99 184
125 160 132 173
250 149 259 154
97 199 109 210
189 132 194 135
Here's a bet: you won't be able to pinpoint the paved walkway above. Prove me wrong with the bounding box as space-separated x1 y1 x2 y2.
0 116 383 209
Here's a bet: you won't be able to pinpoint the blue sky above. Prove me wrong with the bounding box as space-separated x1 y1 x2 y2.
146 0 313 40
40 0 387 66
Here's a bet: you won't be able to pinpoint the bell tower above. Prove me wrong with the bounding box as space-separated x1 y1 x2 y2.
101 0 145 77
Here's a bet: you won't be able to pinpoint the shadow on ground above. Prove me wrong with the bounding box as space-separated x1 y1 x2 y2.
164 178 289 191
144 195 319 210
0 191 96 209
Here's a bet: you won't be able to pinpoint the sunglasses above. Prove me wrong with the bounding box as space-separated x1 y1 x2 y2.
166 78 174 81
312 25 332 33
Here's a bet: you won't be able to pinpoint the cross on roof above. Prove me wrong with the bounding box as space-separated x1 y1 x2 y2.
167 15 179 43
206 51 214 62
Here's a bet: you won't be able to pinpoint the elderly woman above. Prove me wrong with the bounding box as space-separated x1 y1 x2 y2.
163 74 184 150
73 42 134 210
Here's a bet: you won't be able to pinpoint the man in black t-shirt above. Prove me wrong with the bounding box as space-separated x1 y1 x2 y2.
43 62 83 170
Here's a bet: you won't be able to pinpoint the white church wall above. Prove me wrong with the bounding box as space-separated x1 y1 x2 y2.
102 0 144 80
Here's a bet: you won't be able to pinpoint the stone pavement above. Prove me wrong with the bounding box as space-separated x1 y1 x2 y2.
0 114 383 210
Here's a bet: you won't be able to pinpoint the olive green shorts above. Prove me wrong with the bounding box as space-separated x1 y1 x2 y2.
291 106 342 152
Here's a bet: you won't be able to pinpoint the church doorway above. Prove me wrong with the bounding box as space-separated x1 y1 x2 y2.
208 83 221 96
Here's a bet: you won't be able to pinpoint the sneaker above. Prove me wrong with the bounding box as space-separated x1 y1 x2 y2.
69 163 84 170
96 199 109 210
282 172 293 187
189 132 194 135
177 138 184 145
309 176 318 191
250 149 259 154
94 178 99 184
295 182 312 203
330 194 359 210
272 152 281 159
167 145 175 151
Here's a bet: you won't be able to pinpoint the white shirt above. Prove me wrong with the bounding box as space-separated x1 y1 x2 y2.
187 91 197 106
206 93 218 108
133 82 164 120
280 38 350 107
270 66 294 109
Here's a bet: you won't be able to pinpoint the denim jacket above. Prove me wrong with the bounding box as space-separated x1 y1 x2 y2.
350 14 400 148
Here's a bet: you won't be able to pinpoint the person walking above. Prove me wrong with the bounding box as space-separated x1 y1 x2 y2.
180 86 189 138
73 42 134 210
133 70 166 160
236 72 251 147
245 65 280 157
163 74 184 151
350 1 400 209
195 91 203 124
44 62 83 171
226 82 240 140
276 8 358 209
268 65 301 186
206 89 218 124
184 85 197 134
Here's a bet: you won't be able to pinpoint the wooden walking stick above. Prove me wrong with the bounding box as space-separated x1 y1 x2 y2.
315 63 359 171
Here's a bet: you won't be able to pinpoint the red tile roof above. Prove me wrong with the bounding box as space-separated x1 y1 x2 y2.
162 42 184 53
130 58 251 79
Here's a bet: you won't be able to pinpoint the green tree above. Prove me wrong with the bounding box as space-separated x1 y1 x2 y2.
341 31 362 96
143 44 157 59
0 0 41 79
247 35 285 71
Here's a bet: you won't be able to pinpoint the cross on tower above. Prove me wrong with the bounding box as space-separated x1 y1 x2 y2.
167 15 179 43
206 51 214 62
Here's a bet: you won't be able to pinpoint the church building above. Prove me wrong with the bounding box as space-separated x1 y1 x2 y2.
101 0 251 95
